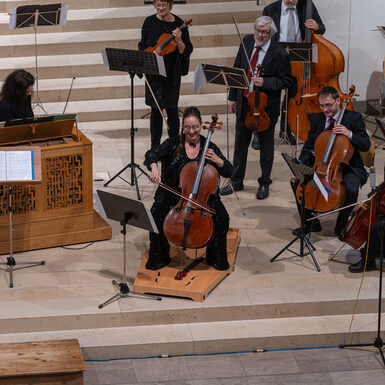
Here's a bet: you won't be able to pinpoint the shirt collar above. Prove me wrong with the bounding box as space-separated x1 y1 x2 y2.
282 2 296 13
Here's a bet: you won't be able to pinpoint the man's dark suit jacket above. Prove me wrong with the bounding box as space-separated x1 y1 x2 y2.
228 34 293 119
299 110 371 183
263 0 325 43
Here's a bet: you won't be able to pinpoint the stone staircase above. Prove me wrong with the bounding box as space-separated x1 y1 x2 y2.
0 0 265 125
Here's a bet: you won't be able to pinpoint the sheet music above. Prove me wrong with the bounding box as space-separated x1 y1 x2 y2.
0 150 34 181
313 172 328 201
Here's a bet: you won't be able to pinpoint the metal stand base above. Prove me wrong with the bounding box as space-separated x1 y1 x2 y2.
98 280 161 309
0 256 45 288
104 162 147 200
270 230 320 271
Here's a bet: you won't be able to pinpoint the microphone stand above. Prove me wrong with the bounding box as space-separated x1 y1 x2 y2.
339 181 385 366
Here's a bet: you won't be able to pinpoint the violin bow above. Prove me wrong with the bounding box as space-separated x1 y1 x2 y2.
143 75 171 131
232 17 255 76
141 168 216 215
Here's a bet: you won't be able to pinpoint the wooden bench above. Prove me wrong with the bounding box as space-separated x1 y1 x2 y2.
0 339 85 385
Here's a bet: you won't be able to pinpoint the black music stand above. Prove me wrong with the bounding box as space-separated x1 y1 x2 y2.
194 63 248 159
9 4 68 113
101 48 166 200
0 147 45 288
270 153 321 271
340 182 385 365
96 190 161 308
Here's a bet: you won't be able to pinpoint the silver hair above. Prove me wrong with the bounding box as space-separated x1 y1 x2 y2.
254 16 277 36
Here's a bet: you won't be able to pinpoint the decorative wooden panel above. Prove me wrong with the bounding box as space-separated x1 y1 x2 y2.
0 185 36 214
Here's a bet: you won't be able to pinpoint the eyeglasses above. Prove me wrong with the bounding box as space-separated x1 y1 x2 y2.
155 3 169 9
319 99 338 110
183 125 200 131
254 29 270 36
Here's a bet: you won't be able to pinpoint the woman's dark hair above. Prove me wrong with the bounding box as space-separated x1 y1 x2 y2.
177 106 202 152
1 69 34 104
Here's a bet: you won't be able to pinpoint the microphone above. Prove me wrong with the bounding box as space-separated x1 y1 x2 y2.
370 166 376 190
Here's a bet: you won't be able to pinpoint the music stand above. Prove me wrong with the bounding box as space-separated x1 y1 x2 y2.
101 48 166 200
278 42 314 146
0 146 45 288
270 153 321 271
9 4 68 114
362 113 385 148
96 189 161 308
194 63 248 160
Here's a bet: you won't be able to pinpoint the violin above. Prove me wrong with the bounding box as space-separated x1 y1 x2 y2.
296 86 356 212
343 183 385 249
163 114 222 250
287 0 353 142
145 19 192 57
245 64 270 132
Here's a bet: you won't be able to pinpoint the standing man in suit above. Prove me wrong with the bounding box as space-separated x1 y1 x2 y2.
296 86 371 239
220 16 293 200
261 0 325 145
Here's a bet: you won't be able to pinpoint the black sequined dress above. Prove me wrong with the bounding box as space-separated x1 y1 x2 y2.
144 135 233 270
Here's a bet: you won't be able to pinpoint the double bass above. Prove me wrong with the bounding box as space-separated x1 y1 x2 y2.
287 0 353 142
296 87 356 212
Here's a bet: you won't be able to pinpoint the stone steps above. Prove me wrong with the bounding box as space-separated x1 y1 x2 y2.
0 313 382 359
0 0 263 124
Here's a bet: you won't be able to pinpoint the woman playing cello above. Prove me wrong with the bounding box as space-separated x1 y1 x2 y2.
144 106 233 271
138 0 193 149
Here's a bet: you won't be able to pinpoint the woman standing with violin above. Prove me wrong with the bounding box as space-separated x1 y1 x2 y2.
138 0 193 149
144 106 233 271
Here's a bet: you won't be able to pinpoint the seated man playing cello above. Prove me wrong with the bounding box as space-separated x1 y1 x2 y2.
144 106 233 271
293 86 371 239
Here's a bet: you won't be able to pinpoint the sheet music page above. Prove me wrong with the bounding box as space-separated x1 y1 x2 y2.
313 172 328 201
1 151 33 181
0 152 6 181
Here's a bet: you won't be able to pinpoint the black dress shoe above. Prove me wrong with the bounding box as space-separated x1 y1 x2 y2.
251 132 260 150
348 259 376 273
220 183 243 196
145 257 171 271
256 185 269 199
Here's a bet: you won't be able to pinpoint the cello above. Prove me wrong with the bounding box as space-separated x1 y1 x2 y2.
287 0 353 142
296 86 356 212
163 114 222 250
343 183 385 249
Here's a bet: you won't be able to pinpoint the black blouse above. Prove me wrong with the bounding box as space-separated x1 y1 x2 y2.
0 96 34 122
144 135 233 196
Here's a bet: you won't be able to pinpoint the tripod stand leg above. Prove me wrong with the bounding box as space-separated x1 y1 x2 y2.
104 163 133 187
98 293 122 309
270 236 299 262
302 235 321 271
130 165 141 200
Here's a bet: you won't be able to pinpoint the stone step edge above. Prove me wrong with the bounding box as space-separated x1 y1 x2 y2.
0 294 382 335
0 313 382 359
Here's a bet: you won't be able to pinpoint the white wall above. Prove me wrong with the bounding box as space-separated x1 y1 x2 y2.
315 0 384 101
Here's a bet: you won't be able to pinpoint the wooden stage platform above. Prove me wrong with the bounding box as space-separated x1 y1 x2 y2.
134 228 241 301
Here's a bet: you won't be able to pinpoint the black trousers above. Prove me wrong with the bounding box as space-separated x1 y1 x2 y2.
231 100 278 187
147 192 230 270
360 220 385 262
150 107 180 149
291 169 362 231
